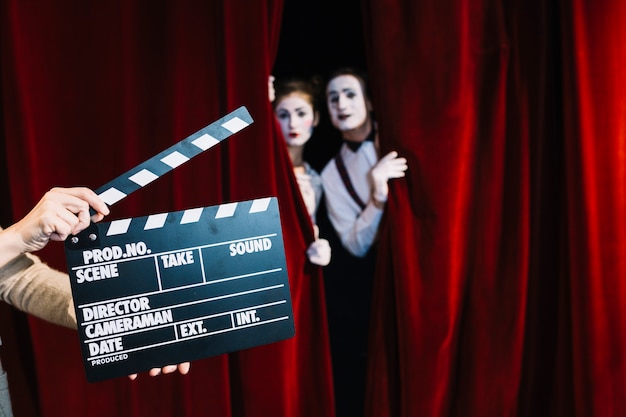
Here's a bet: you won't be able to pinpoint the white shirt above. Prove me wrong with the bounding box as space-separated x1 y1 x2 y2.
321 141 383 257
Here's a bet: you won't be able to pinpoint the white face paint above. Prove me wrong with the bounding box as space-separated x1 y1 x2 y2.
274 93 317 147
326 75 369 132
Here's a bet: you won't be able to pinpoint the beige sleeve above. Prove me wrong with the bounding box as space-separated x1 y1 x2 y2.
0 253 77 329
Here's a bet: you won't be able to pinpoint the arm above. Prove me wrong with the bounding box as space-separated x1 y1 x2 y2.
321 148 407 257
1 188 189 378
296 167 331 266
0 254 191 378
0 187 109 326
0 252 76 328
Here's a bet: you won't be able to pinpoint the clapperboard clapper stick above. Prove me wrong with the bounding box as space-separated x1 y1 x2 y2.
64 106 295 382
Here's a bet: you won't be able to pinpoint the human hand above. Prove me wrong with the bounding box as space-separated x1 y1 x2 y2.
268 75 276 102
307 239 331 266
369 151 408 203
7 187 110 254
306 226 331 266
127 362 191 380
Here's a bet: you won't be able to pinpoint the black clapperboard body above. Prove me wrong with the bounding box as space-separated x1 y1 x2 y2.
64 107 295 382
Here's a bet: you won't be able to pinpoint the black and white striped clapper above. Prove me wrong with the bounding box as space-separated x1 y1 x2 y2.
64 107 295 382
95 106 253 209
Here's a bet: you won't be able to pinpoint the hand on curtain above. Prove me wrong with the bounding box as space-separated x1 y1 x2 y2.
369 151 408 203
307 226 331 266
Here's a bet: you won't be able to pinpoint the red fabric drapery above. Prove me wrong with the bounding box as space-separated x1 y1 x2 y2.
2 0 625 416
363 0 626 416
560 0 626 415
1 1 334 416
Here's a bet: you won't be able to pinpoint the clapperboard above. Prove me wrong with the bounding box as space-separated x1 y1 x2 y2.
64 107 295 382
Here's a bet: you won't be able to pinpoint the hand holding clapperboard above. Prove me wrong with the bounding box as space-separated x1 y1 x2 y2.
64 107 295 382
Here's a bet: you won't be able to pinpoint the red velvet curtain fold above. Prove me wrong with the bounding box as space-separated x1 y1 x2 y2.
1 1 334 416
560 0 626 415
363 0 626 416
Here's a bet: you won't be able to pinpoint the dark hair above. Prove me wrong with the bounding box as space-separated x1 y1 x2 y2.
273 76 323 112
325 67 370 100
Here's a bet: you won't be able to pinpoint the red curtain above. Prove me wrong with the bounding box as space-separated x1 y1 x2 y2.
2 0 625 416
1 1 334 417
560 0 626 415
363 0 626 416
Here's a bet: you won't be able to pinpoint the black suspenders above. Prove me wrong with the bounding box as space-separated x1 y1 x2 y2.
333 153 367 210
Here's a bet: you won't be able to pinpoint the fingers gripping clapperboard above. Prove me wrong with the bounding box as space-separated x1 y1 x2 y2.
64 107 295 382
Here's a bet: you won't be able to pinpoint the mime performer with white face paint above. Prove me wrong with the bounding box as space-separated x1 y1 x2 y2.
321 68 407 257
318 68 407 417
272 77 331 266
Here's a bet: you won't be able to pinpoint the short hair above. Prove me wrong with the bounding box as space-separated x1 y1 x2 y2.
273 76 323 112
325 67 370 100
